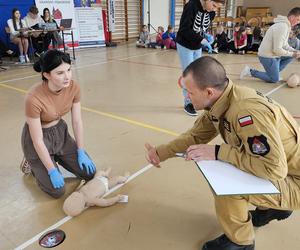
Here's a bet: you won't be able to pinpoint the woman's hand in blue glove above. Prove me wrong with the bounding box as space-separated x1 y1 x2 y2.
48 168 65 189
77 148 96 175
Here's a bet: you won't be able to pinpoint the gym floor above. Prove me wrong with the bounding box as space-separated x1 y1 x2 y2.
0 44 299 250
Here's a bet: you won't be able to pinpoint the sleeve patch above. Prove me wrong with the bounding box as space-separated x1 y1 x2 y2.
247 135 270 156
238 115 253 127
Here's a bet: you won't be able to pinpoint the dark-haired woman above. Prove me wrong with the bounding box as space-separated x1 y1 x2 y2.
7 8 29 63
229 26 247 55
21 50 96 198
41 8 66 49
229 26 247 54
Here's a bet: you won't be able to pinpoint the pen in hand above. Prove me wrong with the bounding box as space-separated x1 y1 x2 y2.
175 152 187 158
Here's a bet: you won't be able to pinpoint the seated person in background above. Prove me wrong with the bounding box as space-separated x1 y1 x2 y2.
228 23 240 42
41 8 68 50
250 26 263 53
0 39 14 59
201 32 218 54
289 25 300 50
23 6 51 55
136 25 150 48
147 26 165 49
229 26 247 54
212 25 229 53
156 26 165 48
245 25 253 52
162 25 176 49
7 8 29 63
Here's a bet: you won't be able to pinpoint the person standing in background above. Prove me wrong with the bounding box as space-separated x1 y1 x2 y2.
176 0 225 116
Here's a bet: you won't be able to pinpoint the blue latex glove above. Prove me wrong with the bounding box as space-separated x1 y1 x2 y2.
77 149 96 175
48 168 65 189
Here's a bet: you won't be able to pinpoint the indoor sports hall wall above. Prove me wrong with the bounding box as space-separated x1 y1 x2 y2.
242 0 299 16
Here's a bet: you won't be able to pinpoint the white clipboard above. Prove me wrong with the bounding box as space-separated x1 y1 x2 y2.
195 160 280 196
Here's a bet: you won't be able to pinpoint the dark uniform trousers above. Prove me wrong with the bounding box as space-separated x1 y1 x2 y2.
21 119 94 198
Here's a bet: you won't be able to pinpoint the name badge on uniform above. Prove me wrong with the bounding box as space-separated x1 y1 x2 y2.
223 119 231 132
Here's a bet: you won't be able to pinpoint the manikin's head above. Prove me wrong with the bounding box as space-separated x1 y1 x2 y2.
63 191 86 217
287 73 300 88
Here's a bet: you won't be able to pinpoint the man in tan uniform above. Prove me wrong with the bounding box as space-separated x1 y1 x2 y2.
145 56 300 250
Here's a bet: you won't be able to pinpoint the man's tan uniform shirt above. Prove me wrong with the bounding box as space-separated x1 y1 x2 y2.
157 81 300 195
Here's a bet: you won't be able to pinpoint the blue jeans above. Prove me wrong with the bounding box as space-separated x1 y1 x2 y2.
251 56 294 83
177 43 202 106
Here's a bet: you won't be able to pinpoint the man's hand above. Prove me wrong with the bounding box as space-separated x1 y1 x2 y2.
186 144 216 161
145 143 161 167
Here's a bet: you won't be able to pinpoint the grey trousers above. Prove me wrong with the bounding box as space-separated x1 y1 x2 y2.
21 119 94 198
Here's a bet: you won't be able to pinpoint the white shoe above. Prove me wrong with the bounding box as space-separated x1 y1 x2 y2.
212 48 219 54
25 54 30 63
19 55 25 64
240 65 251 79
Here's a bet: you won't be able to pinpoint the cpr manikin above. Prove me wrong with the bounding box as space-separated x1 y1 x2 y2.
63 168 129 217
287 73 300 88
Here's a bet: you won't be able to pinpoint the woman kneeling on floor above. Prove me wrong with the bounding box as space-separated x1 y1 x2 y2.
21 49 96 198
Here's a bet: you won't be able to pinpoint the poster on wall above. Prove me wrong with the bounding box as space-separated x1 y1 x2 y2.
75 7 105 47
74 0 101 7
35 0 79 48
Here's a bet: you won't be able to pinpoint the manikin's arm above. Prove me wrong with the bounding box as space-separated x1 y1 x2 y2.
90 195 122 207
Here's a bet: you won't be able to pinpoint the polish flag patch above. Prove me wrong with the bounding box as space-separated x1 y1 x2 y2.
238 115 253 127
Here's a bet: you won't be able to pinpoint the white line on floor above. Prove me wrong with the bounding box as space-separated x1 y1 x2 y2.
14 164 153 250
265 83 287 96
0 74 39 84
0 51 160 86
74 51 159 69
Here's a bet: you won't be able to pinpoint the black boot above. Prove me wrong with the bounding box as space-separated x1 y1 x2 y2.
202 234 254 250
250 208 293 227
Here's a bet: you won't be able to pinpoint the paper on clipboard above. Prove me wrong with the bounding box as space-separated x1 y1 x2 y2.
195 160 280 196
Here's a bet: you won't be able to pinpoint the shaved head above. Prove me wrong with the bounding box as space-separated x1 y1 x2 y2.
183 56 229 91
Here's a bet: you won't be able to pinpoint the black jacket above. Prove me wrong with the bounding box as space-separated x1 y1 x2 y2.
176 0 215 50
216 31 229 51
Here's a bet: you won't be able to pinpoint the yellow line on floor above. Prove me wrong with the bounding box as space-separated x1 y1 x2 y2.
0 83 179 137
0 83 27 94
82 107 179 137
